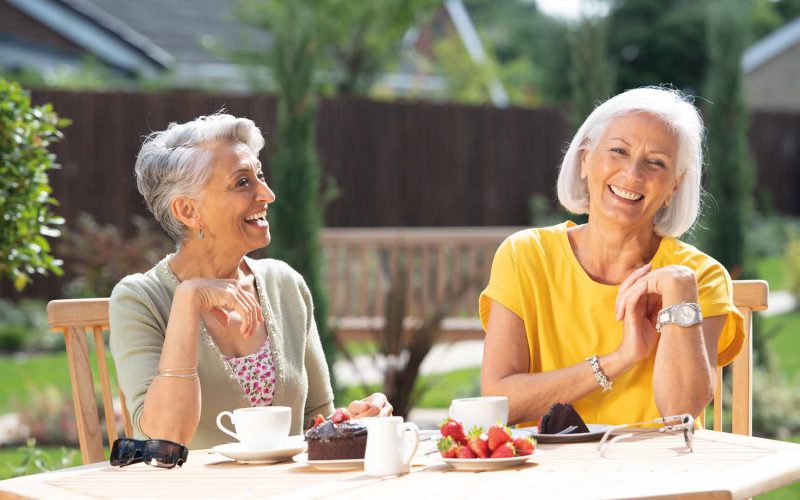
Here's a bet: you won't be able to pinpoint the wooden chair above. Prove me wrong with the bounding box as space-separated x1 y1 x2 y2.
715 280 769 436
47 298 132 464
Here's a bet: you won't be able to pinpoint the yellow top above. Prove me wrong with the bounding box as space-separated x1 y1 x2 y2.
479 221 744 426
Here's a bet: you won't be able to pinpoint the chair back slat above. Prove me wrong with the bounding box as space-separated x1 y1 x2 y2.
47 298 131 464
712 280 768 436
93 326 118 443
63 325 105 464
713 366 723 432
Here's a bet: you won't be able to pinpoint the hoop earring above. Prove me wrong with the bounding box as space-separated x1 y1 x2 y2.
197 229 204 240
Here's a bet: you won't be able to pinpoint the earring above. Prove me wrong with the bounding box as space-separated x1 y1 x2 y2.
664 197 672 208
197 229 204 240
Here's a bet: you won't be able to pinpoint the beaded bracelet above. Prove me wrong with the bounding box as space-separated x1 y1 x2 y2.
585 355 613 392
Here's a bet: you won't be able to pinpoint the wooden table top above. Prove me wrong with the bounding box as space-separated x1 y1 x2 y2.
1 429 799 499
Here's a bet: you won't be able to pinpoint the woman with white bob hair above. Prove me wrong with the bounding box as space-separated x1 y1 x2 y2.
110 113 391 449
480 87 744 427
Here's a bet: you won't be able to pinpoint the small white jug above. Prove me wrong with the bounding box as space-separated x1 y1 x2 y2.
363 417 420 476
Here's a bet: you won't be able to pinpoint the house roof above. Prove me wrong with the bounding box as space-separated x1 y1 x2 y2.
743 16 800 73
67 0 271 64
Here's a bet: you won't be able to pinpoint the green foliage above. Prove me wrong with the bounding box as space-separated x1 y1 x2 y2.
57 213 173 298
433 33 497 105
567 12 615 130
465 0 571 105
0 299 60 353
752 365 800 439
608 0 709 94
0 79 68 290
5 440 78 478
236 0 436 97
701 0 754 278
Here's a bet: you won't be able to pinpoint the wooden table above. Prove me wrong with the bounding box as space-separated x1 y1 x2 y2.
1 429 799 499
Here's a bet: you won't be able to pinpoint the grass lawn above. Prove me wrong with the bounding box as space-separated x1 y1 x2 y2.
0 351 117 414
756 256 788 291
761 311 800 379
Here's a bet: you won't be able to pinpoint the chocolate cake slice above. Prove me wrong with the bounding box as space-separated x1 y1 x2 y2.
305 420 367 460
538 403 590 434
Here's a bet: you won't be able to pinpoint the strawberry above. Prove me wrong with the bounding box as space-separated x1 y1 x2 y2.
439 417 467 444
512 436 536 456
466 426 490 459
331 408 351 424
311 414 325 428
490 441 516 458
456 445 477 459
487 423 513 451
438 436 458 458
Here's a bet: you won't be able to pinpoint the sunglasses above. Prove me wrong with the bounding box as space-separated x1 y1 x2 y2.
597 414 695 457
110 438 189 469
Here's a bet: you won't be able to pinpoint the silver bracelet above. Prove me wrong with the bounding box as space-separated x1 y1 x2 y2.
585 355 613 392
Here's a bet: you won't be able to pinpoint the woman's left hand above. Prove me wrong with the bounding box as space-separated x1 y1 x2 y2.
347 393 393 419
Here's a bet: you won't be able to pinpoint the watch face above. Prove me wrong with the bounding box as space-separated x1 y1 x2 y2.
675 304 698 326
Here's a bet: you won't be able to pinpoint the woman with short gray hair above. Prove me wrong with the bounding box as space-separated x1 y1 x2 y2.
480 87 744 427
110 113 391 449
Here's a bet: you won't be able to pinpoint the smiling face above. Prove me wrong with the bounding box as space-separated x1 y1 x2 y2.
193 142 275 255
581 112 682 230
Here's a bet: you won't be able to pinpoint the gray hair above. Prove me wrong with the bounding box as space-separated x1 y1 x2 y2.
556 87 704 238
134 113 265 243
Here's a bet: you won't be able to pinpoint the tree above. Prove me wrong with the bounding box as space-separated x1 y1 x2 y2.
235 1 438 381
567 6 615 129
607 0 710 95
235 1 335 370
0 80 68 290
702 0 754 278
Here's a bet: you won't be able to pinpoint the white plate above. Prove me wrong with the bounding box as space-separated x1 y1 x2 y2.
292 452 364 471
212 436 307 464
523 424 611 443
436 449 541 471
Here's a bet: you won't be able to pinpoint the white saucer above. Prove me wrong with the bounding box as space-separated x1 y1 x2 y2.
212 436 307 464
292 452 364 471
436 449 542 471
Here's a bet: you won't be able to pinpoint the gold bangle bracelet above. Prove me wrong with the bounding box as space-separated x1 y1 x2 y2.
156 371 198 379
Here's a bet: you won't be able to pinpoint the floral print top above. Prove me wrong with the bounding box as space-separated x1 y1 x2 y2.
223 339 277 407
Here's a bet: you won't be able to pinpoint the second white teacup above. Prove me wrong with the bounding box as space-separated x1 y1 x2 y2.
449 396 508 432
216 406 291 450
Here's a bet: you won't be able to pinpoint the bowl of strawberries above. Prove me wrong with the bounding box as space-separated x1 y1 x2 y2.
435 418 539 471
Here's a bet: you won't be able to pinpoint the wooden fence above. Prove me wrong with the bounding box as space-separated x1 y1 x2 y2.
3 89 799 299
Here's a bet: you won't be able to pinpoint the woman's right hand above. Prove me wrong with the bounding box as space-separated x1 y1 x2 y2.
614 264 661 367
177 277 263 337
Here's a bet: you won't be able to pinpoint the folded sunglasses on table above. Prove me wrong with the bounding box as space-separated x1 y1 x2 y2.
110 438 188 469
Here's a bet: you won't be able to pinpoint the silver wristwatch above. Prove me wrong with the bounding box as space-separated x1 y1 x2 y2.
655 303 702 333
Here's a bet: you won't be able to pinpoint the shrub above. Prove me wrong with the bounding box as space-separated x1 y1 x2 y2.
57 213 173 298
14 384 78 446
0 79 69 290
0 299 58 353
752 365 800 439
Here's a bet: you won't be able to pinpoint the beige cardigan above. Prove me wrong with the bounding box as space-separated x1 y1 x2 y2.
109 255 335 449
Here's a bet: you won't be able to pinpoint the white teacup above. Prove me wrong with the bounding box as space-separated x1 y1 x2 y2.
216 407 291 450
449 396 508 432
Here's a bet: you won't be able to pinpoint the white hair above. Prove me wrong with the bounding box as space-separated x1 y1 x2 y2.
134 113 265 243
556 87 704 238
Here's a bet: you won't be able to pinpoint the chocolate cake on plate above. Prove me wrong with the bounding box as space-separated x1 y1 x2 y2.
538 403 590 434
304 409 367 460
